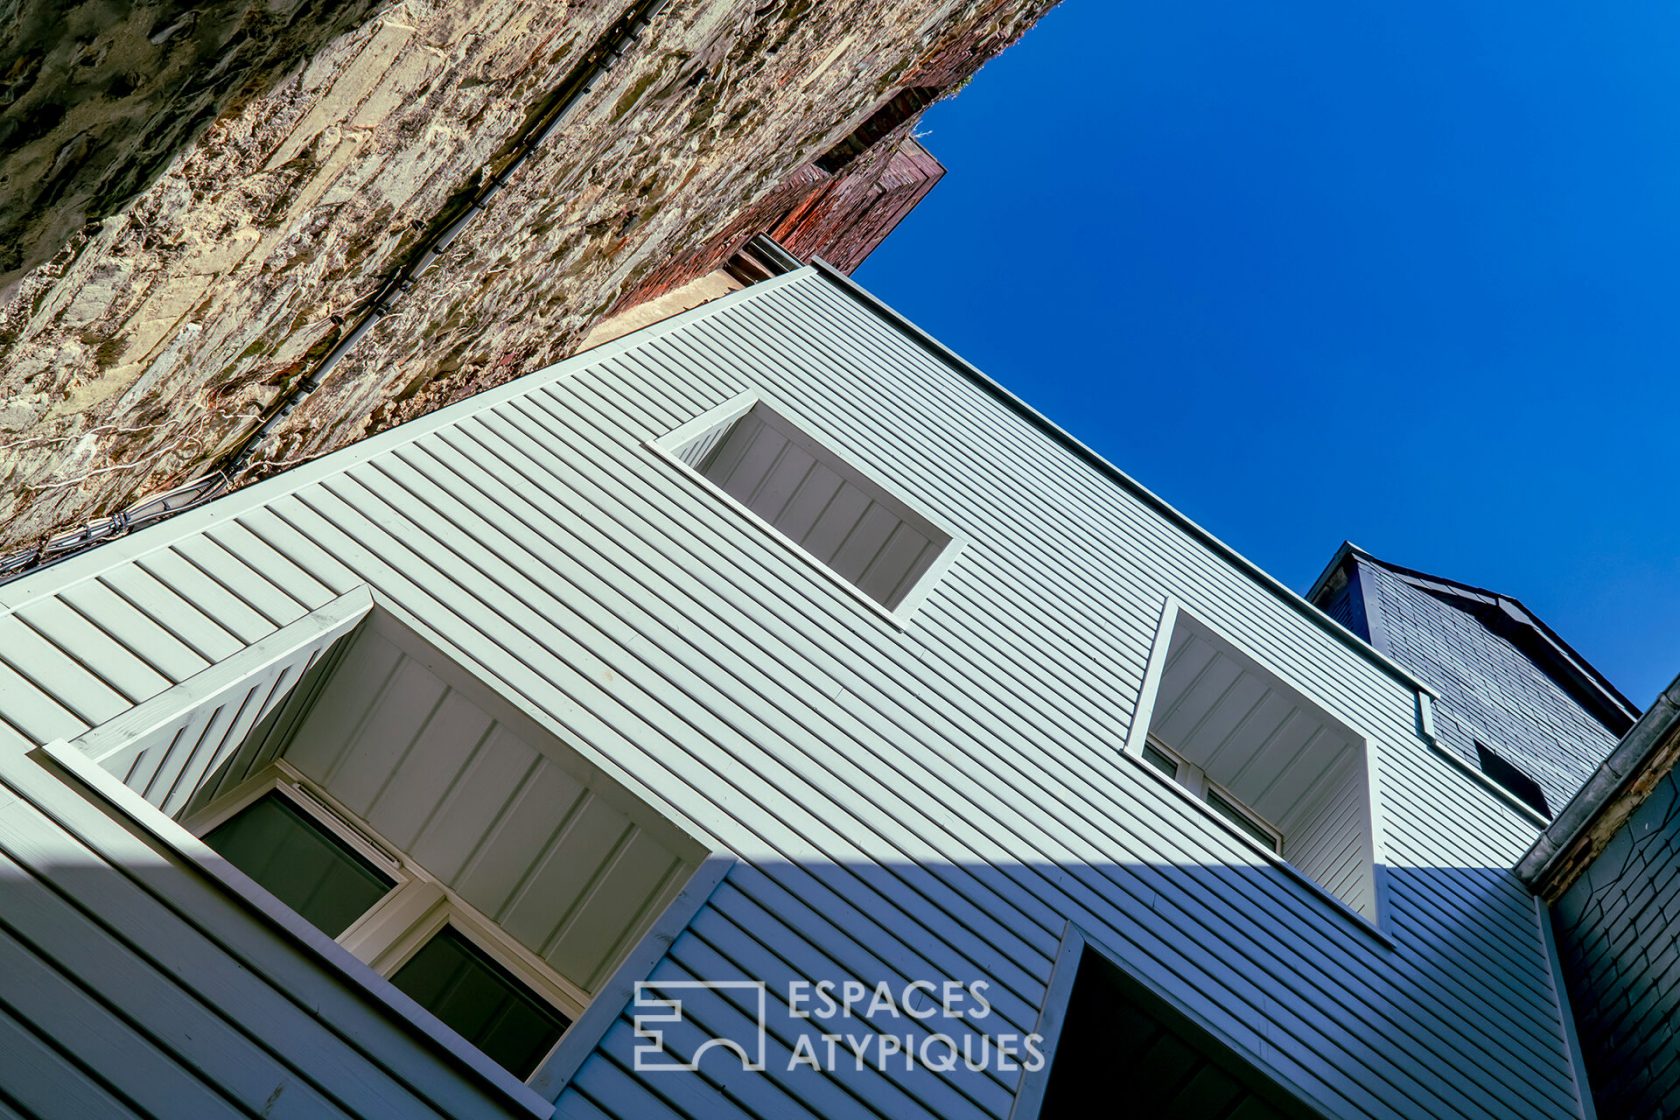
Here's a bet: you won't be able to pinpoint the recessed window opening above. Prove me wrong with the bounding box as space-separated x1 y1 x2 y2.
75 600 709 1087
1474 740 1551 819
1132 608 1383 923
672 399 953 612
191 769 576 1080
1143 735 1283 855
1038 944 1326 1119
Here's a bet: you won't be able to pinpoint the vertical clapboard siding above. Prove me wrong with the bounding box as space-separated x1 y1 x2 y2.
276 622 698 997
67 590 372 818
0 269 1583 1120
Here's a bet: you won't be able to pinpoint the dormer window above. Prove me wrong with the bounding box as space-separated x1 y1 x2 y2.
656 393 959 619
71 595 710 1088
202 788 396 938
1130 605 1384 925
193 771 575 1079
1141 736 1283 854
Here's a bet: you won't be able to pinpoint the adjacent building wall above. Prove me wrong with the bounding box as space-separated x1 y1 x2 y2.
0 0 1051 558
1551 765 1680 1118
1316 555 1626 817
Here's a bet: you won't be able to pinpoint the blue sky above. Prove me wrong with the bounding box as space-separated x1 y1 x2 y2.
857 1 1680 707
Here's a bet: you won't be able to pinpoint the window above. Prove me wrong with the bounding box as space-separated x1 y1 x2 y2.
389 927 571 1080
191 770 576 1078
1129 605 1384 925
1032 939 1326 1120
1141 736 1283 854
202 790 395 938
1475 740 1551 819
661 396 955 615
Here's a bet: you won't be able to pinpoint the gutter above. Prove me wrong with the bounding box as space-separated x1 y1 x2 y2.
0 0 670 586
1517 671 1680 900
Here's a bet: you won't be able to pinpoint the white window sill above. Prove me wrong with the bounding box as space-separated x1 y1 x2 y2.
1124 748 1397 950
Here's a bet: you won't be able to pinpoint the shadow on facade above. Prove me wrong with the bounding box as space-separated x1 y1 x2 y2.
0 827 1573 1120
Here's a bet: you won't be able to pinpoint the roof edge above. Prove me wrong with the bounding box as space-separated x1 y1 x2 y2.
807 257 1437 703
1310 543 1639 731
1518 672 1680 899
1304 540 1359 606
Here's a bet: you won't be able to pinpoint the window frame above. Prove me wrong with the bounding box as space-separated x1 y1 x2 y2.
185 768 408 889
1140 735 1285 856
181 760 587 1068
1123 596 1396 942
648 389 967 627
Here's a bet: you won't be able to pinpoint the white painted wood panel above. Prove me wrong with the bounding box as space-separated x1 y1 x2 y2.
272 621 697 998
1284 756 1374 916
0 268 1585 1120
68 589 372 818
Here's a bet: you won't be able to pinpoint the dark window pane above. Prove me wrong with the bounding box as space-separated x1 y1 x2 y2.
1475 741 1552 819
1141 742 1180 777
391 926 571 1079
1205 788 1278 852
203 792 394 938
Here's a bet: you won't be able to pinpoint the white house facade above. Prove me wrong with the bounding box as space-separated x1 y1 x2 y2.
0 262 1595 1118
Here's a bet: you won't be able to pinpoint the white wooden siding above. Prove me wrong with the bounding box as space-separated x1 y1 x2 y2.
68 589 370 818
691 402 949 610
271 619 698 996
0 268 1585 1120
1284 755 1372 914
1147 612 1378 917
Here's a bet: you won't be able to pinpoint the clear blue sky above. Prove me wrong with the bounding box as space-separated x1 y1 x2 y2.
857 1 1680 707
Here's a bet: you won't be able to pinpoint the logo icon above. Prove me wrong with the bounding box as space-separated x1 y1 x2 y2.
633 980 769 1072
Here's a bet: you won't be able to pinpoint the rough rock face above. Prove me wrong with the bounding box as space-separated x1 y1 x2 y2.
0 0 388 287
0 0 1054 557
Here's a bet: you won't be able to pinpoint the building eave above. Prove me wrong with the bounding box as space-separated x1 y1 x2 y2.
1517 672 1680 900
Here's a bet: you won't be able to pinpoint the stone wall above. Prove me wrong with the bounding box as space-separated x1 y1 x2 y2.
0 0 1055 555
0 0 389 287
